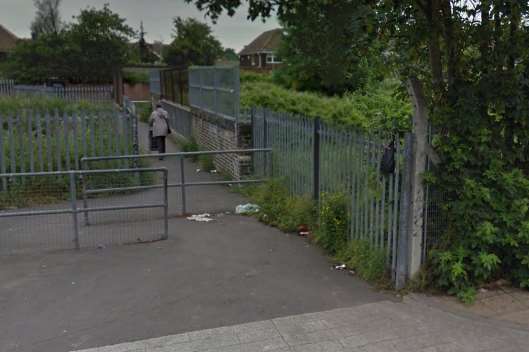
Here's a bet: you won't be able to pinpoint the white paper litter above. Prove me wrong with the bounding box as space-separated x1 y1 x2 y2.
333 264 347 270
186 213 215 222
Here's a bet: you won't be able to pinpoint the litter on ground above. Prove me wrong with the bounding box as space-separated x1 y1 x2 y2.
235 203 260 214
333 264 347 270
187 213 215 222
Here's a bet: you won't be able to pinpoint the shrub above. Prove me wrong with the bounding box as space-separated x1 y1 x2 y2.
429 163 529 302
335 240 388 284
123 71 149 85
241 79 411 133
315 193 350 255
198 154 215 172
135 102 152 123
242 179 315 232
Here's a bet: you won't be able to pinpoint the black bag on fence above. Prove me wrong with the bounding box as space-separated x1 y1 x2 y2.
380 137 396 175
149 130 158 151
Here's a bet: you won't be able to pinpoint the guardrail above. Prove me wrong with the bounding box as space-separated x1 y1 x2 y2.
0 168 169 252
81 148 272 214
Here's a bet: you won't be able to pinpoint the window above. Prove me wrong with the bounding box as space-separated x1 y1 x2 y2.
266 53 282 64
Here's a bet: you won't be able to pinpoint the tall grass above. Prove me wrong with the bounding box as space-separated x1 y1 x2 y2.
0 96 149 209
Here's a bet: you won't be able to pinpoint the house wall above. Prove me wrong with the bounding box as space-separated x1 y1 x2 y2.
239 53 282 72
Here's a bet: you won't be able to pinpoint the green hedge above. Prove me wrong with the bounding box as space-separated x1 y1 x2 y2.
240 72 411 133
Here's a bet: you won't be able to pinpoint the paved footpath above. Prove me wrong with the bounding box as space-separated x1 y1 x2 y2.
74 296 529 352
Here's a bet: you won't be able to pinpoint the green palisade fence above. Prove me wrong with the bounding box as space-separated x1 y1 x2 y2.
0 109 136 190
252 107 406 280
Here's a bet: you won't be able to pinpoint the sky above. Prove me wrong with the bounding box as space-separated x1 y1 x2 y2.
1 0 279 51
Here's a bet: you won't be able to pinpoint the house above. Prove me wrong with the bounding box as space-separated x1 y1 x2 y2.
239 29 282 71
0 24 18 61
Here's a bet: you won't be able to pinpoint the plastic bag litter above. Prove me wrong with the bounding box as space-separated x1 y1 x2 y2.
187 213 215 222
235 203 260 214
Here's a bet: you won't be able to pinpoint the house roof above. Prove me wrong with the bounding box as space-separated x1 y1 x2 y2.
239 29 282 56
0 24 19 52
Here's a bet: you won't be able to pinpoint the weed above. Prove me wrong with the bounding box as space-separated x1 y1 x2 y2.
198 154 215 172
335 240 390 285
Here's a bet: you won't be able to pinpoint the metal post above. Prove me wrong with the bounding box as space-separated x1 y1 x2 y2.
313 118 321 203
263 109 269 177
69 171 81 250
80 159 90 226
180 156 187 215
250 107 255 173
163 169 169 240
213 68 218 116
396 133 414 289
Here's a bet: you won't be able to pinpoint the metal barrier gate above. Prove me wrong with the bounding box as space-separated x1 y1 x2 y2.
0 168 168 254
81 148 272 215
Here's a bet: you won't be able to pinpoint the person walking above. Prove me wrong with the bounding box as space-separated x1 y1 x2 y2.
149 103 171 160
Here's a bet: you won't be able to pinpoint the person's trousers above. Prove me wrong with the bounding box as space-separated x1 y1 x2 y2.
155 136 166 155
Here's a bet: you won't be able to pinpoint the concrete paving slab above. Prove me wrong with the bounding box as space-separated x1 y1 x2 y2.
70 299 529 352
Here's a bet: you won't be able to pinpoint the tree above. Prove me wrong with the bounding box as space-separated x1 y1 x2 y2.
66 5 135 82
8 4 135 83
31 0 62 39
6 32 70 83
222 48 239 62
163 17 223 67
138 21 158 64
275 0 377 95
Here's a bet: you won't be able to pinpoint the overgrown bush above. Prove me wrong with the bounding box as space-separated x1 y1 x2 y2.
315 193 350 255
123 71 150 85
429 162 529 302
241 78 411 133
177 137 200 161
136 102 152 123
198 154 215 172
335 240 388 284
242 179 315 233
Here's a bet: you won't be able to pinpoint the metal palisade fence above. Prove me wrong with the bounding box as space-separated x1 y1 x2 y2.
0 79 14 96
252 107 408 282
160 100 193 140
0 109 137 188
188 65 240 121
11 85 113 103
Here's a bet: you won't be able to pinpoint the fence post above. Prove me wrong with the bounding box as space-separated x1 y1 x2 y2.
180 156 187 215
407 77 429 277
69 171 81 250
213 68 218 117
313 118 321 203
263 109 269 176
163 169 169 240
132 110 139 157
396 133 414 289
80 159 90 226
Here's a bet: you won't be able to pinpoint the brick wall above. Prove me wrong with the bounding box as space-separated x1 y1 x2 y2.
190 108 252 179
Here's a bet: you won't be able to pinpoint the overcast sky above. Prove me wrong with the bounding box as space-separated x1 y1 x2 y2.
2 0 279 51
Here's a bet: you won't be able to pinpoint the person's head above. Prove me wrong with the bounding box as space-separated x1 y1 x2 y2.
156 103 162 109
